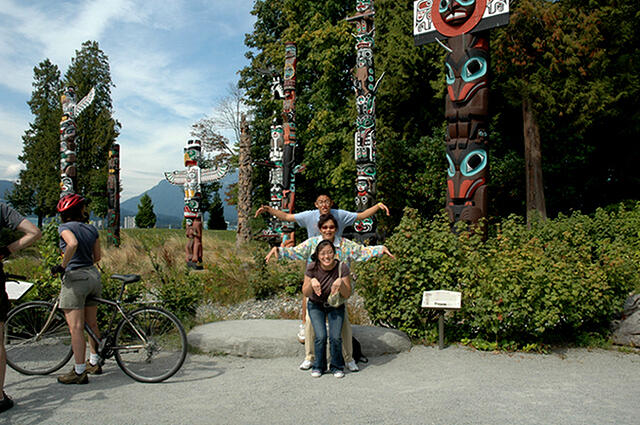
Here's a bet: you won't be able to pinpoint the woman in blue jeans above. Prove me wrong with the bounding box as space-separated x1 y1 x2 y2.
302 240 351 378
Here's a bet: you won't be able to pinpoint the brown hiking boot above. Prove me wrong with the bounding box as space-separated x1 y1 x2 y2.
85 360 103 375
57 368 89 384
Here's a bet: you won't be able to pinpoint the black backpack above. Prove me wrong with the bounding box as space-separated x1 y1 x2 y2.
352 336 368 363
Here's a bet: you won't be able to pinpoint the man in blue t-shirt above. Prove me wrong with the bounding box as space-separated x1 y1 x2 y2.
0 203 41 413
255 194 390 370
255 193 389 239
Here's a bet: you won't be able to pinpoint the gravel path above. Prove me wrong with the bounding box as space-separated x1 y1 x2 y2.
196 291 372 324
4 345 640 424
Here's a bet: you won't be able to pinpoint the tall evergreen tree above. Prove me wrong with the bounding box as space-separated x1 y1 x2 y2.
8 59 62 225
207 191 227 230
135 194 156 228
63 40 120 216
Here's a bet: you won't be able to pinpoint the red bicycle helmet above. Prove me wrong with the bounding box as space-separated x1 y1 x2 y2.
57 193 85 212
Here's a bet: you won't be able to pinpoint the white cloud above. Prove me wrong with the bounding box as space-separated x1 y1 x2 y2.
0 0 255 199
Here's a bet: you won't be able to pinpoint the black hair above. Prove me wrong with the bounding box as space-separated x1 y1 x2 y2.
317 214 338 232
310 239 337 270
60 202 86 223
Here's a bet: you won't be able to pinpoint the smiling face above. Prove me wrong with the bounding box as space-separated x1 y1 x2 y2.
314 195 333 215
317 244 337 269
319 219 337 241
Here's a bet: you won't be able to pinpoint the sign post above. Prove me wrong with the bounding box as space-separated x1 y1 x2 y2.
421 290 461 349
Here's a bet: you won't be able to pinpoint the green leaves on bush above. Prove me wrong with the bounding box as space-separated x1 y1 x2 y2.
248 249 304 300
357 204 640 346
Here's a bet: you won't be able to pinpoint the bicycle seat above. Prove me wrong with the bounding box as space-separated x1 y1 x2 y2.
110 274 141 284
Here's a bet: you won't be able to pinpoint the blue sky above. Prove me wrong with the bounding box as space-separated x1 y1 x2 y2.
0 0 255 201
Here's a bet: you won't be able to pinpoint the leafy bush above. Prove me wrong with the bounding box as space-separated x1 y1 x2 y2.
248 248 304 299
357 205 640 346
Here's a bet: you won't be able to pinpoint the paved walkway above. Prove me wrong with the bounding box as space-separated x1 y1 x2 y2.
4 345 640 424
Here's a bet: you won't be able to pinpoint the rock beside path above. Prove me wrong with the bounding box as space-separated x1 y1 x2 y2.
612 294 640 347
188 319 411 358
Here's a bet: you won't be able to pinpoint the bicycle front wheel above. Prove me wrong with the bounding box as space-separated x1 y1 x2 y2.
4 301 73 375
114 306 187 383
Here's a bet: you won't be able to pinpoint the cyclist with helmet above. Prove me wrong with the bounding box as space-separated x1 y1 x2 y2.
52 194 102 385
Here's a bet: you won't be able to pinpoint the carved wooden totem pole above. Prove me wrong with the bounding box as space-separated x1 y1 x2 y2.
414 0 509 231
164 139 228 269
347 0 384 243
107 143 120 246
60 86 95 196
260 42 300 247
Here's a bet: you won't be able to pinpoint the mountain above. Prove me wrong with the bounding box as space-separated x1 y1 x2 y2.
0 180 14 203
120 170 238 228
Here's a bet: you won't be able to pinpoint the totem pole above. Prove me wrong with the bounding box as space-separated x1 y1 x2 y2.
164 139 229 269
414 0 509 230
347 0 384 243
258 43 301 247
106 143 120 246
279 42 299 247
60 86 95 197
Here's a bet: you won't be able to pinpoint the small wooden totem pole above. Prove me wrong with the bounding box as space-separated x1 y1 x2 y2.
164 139 228 269
107 143 120 246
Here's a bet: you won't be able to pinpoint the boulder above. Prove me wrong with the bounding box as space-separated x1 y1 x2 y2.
187 319 412 358
612 310 640 347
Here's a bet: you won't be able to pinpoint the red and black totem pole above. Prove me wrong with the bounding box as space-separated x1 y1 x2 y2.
59 86 95 197
107 143 120 246
414 0 509 231
347 0 384 243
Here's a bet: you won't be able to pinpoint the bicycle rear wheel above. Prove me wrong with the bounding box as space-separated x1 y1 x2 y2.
4 301 73 375
114 306 187 383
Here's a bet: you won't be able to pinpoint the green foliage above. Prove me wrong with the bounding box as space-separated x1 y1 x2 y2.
207 191 227 230
357 205 640 345
135 194 157 228
247 248 303 299
9 59 62 223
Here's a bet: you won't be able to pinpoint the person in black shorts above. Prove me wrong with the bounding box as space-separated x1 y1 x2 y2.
0 202 41 413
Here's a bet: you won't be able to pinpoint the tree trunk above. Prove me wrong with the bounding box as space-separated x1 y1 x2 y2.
522 97 547 224
236 114 252 246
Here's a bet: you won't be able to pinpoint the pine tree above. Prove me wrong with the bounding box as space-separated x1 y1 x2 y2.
135 194 156 228
207 191 227 230
63 40 120 216
8 59 62 225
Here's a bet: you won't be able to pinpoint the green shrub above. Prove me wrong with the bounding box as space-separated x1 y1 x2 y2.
357 205 640 346
248 248 304 299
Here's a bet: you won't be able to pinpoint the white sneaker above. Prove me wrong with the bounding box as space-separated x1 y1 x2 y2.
346 360 359 372
299 359 312 370
311 370 322 378
297 323 305 344
333 370 345 378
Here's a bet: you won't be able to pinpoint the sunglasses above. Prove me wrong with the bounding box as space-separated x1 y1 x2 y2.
320 225 336 230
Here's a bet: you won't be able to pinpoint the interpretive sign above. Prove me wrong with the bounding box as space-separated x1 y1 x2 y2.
422 290 462 310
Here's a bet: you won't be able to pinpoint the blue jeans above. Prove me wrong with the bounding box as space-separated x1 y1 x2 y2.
307 300 345 373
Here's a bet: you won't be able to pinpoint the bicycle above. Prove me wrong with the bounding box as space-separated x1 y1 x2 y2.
3 273 187 383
